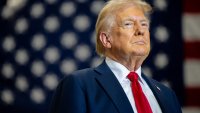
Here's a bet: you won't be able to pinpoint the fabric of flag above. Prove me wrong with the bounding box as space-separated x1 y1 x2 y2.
182 0 200 112
0 0 199 113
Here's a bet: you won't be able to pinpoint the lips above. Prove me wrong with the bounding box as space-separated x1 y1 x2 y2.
133 40 146 45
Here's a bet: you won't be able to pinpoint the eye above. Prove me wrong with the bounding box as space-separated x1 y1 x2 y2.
123 21 134 29
141 22 149 28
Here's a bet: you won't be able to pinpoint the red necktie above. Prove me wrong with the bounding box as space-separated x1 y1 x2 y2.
127 72 153 113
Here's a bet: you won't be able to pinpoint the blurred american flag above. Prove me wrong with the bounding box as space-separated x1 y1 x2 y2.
0 0 199 113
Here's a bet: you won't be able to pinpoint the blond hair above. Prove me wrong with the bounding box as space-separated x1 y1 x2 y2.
95 0 152 57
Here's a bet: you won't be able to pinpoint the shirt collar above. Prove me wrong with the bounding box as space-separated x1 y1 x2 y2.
105 57 143 83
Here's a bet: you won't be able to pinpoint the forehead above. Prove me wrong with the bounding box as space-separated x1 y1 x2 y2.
116 6 146 21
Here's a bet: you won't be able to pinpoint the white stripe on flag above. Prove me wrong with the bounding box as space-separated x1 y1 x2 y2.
184 59 200 87
182 107 200 113
183 14 200 41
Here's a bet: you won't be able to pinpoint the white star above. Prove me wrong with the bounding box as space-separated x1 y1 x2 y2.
1 89 14 104
154 0 168 11
44 47 60 64
15 75 29 92
74 44 91 62
90 1 105 15
31 60 46 77
44 16 60 33
60 59 77 75
30 3 45 18
43 73 59 90
30 88 45 104
60 2 76 17
15 49 29 65
15 18 29 34
60 32 78 49
154 26 169 43
154 53 169 69
31 33 46 51
73 15 90 32
2 36 16 52
1 63 15 79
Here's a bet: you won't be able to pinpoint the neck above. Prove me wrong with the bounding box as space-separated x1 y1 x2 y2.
106 54 146 71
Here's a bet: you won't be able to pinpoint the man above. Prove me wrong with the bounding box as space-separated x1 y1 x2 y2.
50 0 182 113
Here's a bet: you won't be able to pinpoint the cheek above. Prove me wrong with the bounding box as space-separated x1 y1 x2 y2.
112 30 127 42
145 31 150 42
125 30 134 37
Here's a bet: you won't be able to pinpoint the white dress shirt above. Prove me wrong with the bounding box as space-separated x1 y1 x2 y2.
105 57 162 113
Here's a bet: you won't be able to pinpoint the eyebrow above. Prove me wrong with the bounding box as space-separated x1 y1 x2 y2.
123 17 149 23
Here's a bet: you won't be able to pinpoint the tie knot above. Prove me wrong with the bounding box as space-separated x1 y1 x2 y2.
127 72 138 82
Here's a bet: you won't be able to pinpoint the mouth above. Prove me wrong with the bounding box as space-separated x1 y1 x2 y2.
133 41 146 45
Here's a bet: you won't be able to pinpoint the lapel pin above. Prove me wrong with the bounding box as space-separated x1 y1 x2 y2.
156 86 161 91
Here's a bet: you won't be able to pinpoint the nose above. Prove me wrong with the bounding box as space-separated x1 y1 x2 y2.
134 29 144 36
134 22 144 36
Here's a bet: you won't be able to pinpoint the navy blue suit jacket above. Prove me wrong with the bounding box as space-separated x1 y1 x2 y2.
50 61 182 113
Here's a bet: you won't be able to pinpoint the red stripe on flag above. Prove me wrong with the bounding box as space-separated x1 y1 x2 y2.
184 0 200 13
185 87 200 107
184 41 200 59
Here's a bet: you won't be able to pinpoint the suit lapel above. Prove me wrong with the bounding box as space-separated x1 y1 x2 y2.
141 74 168 113
94 61 134 113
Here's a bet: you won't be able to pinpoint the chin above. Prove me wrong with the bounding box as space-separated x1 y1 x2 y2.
133 50 150 57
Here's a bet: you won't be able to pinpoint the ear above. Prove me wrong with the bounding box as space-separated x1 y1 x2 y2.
99 32 112 48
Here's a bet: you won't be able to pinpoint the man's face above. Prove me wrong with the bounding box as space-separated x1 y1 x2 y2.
108 6 150 59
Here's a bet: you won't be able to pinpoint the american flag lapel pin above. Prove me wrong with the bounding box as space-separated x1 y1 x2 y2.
155 85 161 91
